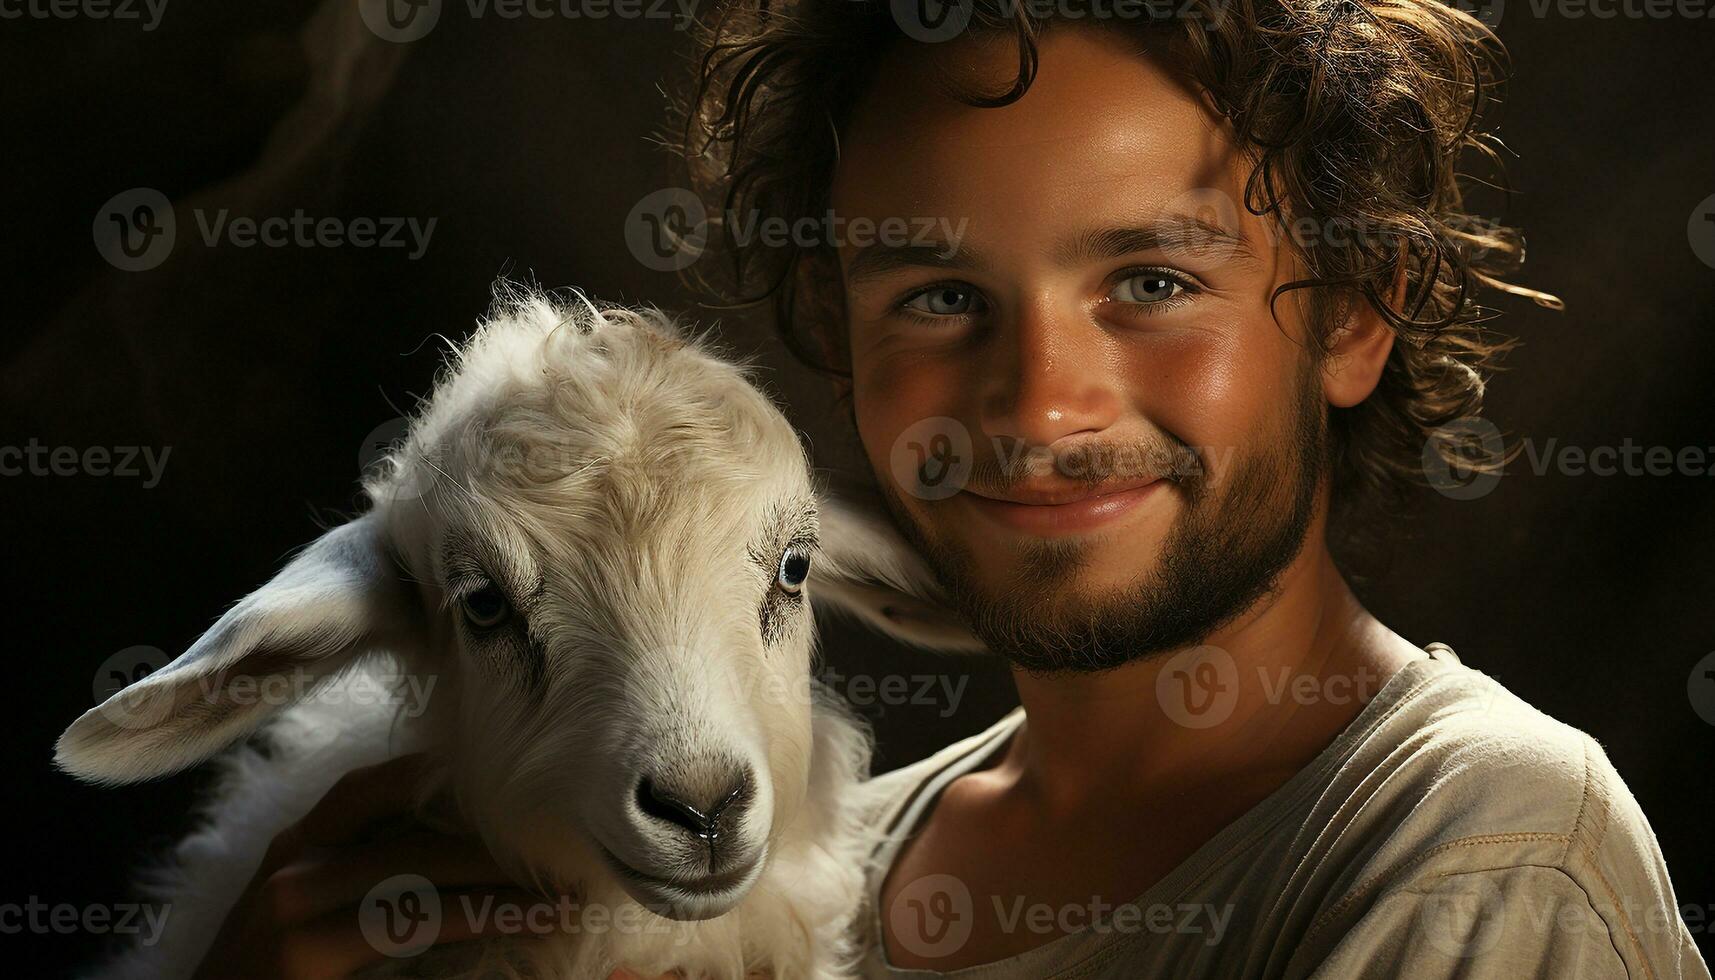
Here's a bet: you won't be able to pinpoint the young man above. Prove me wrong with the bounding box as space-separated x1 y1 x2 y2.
676 1 1709 976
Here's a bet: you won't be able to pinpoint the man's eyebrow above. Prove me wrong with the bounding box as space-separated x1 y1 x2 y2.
1054 216 1257 267
844 240 988 286
841 214 1256 286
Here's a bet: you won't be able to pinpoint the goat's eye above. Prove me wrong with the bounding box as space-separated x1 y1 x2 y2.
775 545 812 594
460 586 511 629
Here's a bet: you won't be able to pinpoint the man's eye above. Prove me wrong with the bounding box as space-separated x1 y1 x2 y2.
903 285 984 317
1110 272 1189 305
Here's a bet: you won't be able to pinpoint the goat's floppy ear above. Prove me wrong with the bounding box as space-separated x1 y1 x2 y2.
811 492 985 652
56 512 421 785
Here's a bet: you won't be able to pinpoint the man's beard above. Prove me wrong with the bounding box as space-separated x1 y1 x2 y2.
876 367 1327 675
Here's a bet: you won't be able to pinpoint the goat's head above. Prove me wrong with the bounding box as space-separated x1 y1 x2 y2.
56 288 980 921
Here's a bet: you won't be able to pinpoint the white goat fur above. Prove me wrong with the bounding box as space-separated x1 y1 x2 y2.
57 289 979 979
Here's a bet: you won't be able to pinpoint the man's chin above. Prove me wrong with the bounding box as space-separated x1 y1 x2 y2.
938 529 1166 597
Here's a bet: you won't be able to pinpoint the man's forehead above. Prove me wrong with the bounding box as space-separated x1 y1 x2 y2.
832 30 1247 244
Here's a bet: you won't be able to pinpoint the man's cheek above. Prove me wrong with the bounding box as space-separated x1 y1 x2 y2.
857 373 971 495
1131 354 1255 476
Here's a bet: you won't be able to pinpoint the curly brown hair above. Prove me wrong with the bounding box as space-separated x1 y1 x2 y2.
667 0 1561 526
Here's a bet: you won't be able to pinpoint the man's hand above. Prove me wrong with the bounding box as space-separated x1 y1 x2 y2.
192 754 556 979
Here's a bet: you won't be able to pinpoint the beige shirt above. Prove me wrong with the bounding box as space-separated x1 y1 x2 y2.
855 645 1708 979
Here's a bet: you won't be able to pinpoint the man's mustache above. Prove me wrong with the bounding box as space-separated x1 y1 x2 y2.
966 436 1205 491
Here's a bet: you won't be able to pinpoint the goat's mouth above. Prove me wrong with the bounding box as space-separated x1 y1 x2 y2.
595 842 765 921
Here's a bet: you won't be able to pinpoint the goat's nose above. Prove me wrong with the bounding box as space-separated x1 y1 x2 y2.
634 773 751 845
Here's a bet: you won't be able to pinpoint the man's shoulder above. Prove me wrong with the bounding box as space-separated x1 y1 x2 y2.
1305 653 1699 975
1365 655 1600 836
1358 654 1650 857
857 708 1023 829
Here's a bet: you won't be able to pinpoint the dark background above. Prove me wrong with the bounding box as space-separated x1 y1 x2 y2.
3 1 1711 973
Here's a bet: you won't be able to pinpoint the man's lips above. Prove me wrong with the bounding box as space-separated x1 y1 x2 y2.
959 478 1165 534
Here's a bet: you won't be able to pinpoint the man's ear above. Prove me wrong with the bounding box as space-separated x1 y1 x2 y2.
56 512 423 786
811 491 985 652
1321 277 1402 409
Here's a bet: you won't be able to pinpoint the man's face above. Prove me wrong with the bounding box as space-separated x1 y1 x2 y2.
830 29 1332 674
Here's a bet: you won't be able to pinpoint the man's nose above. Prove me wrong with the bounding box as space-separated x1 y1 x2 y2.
978 299 1124 454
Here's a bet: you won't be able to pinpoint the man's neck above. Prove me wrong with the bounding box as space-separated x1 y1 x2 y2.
999 541 1425 815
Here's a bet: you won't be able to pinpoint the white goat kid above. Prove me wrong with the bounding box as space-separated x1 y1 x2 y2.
56 291 977 979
